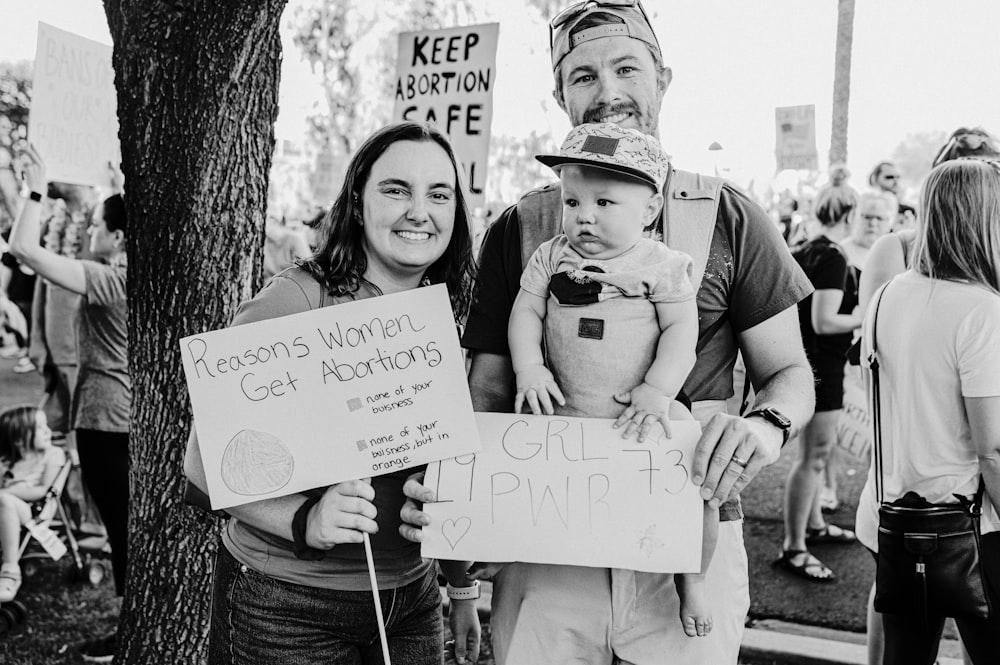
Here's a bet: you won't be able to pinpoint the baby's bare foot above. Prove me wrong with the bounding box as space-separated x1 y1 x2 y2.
675 573 713 637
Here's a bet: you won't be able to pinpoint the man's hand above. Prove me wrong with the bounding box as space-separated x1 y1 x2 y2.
690 413 782 509
305 480 378 549
514 364 565 415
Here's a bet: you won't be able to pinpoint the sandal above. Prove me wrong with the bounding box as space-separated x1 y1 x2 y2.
806 524 857 545
772 549 835 583
0 568 22 602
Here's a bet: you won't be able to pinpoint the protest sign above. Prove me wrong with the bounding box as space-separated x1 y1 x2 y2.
775 104 818 172
421 413 704 573
393 23 499 211
181 284 480 509
29 23 120 187
836 364 871 462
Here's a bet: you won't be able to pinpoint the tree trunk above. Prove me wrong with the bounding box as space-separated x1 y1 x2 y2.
103 1 287 661
829 0 855 167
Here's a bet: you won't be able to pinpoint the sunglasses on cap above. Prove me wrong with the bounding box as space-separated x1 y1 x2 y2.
549 0 660 54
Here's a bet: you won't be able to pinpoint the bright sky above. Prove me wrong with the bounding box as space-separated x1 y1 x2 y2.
4 0 1000 201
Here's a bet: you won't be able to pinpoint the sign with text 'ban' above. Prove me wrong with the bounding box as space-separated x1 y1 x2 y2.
181 285 480 509
29 23 120 187
393 23 499 211
421 413 703 573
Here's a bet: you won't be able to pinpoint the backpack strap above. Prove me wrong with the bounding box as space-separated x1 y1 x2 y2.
662 168 723 290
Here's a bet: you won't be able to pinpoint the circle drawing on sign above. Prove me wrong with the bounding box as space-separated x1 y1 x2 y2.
221 429 294 496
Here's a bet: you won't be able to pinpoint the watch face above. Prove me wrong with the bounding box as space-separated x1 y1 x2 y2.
764 408 791 428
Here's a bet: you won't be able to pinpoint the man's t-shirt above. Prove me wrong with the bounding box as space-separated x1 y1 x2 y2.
463 182 813 403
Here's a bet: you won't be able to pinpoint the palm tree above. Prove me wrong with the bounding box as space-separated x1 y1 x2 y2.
829 0 855 166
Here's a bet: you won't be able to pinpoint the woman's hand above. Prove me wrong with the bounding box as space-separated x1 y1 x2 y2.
447 598 481 664
305 480 378 549
399 469 434 542
20 144 47 194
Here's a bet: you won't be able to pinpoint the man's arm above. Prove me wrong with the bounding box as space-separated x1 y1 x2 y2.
691 305 814 508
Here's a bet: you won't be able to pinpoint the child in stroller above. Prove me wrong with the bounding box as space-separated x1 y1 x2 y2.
0 405 65 602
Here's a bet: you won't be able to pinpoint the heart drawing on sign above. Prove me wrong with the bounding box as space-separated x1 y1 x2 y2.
441 517 472 550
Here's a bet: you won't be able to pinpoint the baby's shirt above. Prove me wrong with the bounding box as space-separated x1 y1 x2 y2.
520 236 695 306
1 447 66 490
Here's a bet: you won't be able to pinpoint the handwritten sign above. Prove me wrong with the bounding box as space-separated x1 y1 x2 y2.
181 285 480 509
29 23 120 187
837 364 871 461
421 413 703 573
775 104 818 172
393 23 499 210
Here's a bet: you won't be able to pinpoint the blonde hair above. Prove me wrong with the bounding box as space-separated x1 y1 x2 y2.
913 159 1000 293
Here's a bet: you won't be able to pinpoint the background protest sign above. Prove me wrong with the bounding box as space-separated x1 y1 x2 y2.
836 364 871 462
181 284 480 510
392 23 498 211
421 413 704 573
775 104 818 171
29 23 120 187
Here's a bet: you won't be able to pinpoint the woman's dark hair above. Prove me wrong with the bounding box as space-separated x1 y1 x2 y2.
814 184 859 227
300 121 476 320
0 405 39 465
101 193 128 234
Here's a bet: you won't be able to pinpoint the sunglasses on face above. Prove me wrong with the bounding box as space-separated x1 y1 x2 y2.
548 0 660 52
882 174 900 181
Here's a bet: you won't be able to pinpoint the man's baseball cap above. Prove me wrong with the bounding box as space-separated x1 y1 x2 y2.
536 122 670 190
549 0 661 72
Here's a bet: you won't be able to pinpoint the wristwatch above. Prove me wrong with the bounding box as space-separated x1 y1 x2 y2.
446 580 481 601
744 407 792 446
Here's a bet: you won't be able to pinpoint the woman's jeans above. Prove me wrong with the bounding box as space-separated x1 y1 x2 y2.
209 544 443 665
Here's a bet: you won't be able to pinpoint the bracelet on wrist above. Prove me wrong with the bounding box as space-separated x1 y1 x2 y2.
446 579 481 600
291 494 326 561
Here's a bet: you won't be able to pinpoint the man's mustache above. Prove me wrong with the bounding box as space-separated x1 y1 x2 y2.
582 103 638 123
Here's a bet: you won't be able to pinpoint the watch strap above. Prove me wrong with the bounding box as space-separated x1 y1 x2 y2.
745 407 791 446
29 191 43 202
446 579 481 600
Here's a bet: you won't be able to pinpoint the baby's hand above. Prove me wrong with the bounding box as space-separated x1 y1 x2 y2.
514 365 565 415
613 382 672 441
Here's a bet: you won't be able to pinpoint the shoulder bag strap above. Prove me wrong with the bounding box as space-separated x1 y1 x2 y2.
868 280 892 504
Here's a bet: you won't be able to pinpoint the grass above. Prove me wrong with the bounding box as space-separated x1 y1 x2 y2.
0 554 495 664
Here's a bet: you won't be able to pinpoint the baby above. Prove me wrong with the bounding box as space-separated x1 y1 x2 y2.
508 122 717 637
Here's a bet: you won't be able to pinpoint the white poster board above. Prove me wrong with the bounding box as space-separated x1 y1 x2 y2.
29 23 120 187
393 23 499 211
421 413 704 573
775 104 818 172
837 364 871 462
181 284 481 509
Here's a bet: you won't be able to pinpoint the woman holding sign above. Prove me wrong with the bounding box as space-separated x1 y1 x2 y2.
184 121 481 665
9 145 130 661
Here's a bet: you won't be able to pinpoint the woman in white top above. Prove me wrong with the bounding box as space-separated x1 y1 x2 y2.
857 158 1000 664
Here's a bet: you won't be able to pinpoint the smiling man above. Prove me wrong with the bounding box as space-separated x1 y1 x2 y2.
401 2 816 663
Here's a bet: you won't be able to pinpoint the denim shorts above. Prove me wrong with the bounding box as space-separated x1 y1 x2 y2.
209 544 443 665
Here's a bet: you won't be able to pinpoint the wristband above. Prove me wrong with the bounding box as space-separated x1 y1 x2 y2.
291 495 326 561
28 191 43 202
446 579 481 600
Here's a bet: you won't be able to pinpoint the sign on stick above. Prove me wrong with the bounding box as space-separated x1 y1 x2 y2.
421 413 704 573
393 23 499 210
29 23 120 187
181 285 480 509
775 104 818 171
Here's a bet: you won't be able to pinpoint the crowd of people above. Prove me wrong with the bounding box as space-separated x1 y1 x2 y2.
3 1 1000 664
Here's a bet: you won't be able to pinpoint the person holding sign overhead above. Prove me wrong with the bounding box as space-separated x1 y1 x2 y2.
183 121 481 665
8 144 129 662
400 2 815 663
509 122 716 637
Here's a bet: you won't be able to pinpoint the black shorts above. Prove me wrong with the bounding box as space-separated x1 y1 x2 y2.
814 365 846 412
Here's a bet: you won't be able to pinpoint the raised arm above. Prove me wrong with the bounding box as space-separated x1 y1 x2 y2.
7 145 86 295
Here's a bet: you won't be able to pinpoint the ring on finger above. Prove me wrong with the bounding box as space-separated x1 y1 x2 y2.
731 454 749 467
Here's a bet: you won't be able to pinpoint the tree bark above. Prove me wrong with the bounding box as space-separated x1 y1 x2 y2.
103 1 287 661
829 0 855 167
